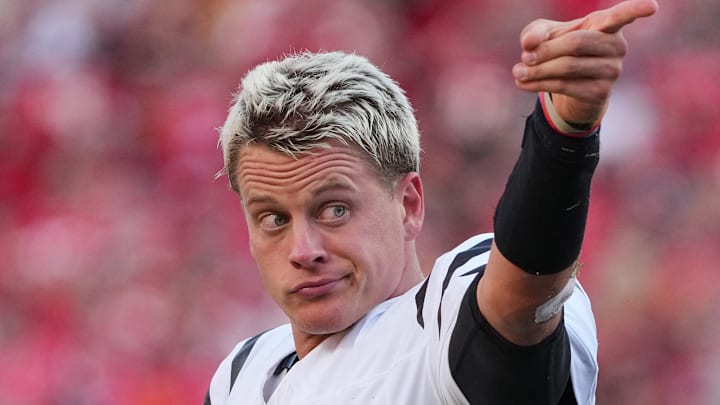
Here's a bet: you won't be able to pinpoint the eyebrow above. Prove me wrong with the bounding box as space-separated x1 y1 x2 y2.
310 178 358 196
242 178 358 208
243 194 278 208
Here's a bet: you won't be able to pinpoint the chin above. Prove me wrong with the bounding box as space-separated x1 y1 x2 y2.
293 307 359 336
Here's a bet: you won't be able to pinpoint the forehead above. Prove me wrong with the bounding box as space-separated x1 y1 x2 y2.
235 143 383 201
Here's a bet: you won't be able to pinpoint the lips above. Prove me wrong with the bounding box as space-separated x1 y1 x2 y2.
291 277 346 298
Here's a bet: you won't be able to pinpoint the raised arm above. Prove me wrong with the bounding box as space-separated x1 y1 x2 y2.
478 0 658 346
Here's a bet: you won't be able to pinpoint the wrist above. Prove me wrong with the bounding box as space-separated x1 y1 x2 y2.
540 92 600 137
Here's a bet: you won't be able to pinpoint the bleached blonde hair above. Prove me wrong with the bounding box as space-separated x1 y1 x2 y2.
219 51 420 192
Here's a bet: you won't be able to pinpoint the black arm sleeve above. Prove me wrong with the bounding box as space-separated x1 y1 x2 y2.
493 99 600 275
448 274 575 405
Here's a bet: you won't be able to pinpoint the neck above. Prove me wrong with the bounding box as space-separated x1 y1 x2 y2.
292 331 334 359
392 252 424 298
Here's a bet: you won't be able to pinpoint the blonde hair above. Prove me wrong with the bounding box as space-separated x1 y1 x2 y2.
219 51 420 192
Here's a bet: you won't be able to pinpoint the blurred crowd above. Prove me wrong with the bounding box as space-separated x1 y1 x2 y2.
1 0 719 404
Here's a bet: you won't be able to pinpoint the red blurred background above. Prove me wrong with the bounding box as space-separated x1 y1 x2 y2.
1 0 719 403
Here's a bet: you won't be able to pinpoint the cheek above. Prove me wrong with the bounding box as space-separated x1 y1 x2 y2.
248 239 256 259
249 239 285 289
371 211 405 252
255 261 287 309
247 229 278 262
358 221 405 277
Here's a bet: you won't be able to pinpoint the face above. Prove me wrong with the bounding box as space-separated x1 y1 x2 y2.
235 142 424 345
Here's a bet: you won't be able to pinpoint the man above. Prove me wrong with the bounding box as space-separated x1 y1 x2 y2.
204 1 657 403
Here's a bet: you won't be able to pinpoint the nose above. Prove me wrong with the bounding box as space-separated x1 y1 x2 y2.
288 220 328 269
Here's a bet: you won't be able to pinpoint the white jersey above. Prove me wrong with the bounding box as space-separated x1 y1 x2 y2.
205 234 598 405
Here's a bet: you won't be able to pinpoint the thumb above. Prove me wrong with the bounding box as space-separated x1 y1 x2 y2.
519 18 580 51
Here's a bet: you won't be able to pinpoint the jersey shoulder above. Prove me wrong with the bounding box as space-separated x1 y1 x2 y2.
415 233 494 335
206 324 294 404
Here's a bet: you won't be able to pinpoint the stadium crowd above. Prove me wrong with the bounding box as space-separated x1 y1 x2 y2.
1 0 718 403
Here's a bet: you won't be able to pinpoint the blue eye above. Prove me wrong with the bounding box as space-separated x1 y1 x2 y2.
332 205 347 218
319 204 347 221
259 213 288 230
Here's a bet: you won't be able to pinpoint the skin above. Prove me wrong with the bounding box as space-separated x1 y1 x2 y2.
235 143 425 357
234 0 659 355
513 0 659 124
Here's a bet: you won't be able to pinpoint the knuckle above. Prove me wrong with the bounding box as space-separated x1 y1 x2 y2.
568 34 586 55
591 84 610 101
569 31 599 56
612 63 623 78
562 58 580 76
555 81 569 95
617 37 628 57
604 61 622 79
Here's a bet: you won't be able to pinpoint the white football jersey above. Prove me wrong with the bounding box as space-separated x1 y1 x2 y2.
205 234 598 404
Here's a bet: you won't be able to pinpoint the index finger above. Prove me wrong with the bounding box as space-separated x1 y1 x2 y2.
521 0 659 50
584 0 658 34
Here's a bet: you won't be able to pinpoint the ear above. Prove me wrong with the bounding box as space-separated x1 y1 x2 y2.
396 172 425 241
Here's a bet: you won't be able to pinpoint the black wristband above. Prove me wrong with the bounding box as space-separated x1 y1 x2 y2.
493 100 600 275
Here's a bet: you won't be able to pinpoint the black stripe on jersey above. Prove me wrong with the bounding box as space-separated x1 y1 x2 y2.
414 278 430 328
415 238 491 330
273 351 300 375
437 238 492 333
460 263 486 278
441 238 492 293
203 390 211 405
229 331 266 392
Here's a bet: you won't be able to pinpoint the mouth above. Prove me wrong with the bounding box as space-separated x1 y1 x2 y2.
291 276 347 298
